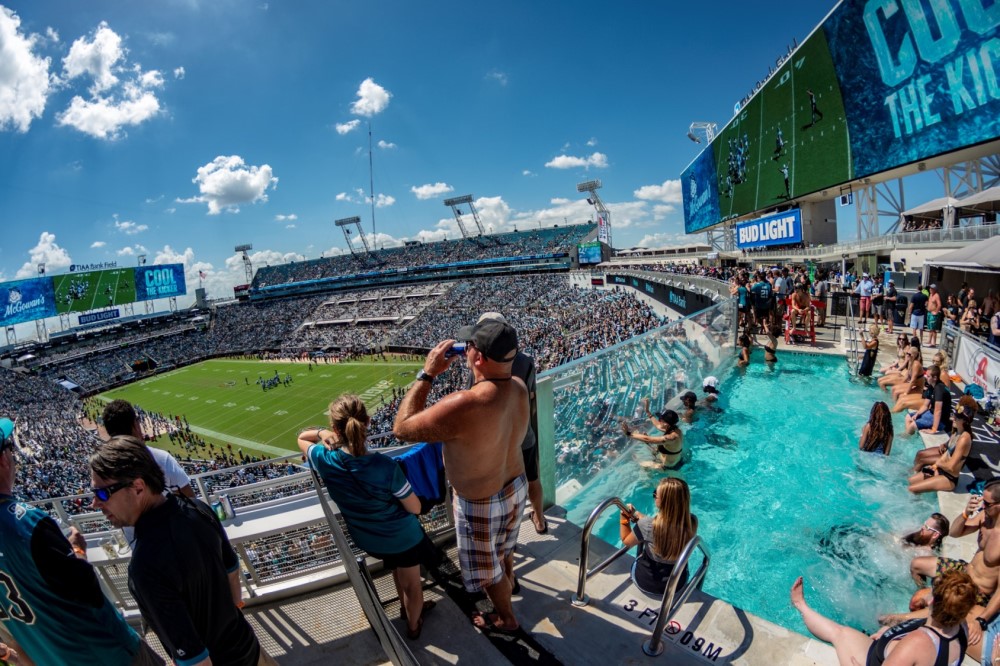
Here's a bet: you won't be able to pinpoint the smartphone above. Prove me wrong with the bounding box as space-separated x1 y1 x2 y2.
445 342 467 357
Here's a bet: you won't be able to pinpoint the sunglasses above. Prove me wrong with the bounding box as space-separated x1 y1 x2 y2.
921 523 942 536
91 480 133 502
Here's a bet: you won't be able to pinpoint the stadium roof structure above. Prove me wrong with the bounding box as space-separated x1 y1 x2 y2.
956 186 1000 213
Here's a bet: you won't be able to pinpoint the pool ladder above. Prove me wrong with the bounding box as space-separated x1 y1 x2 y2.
572 496 711 657
844 294 861 373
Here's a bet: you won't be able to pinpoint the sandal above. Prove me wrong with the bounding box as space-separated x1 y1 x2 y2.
471 611 519 634
528 511 548 535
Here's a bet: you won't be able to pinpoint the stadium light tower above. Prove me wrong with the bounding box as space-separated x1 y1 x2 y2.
137 254 147 266
37 263 45 276
687 121 717 144
443 195 486 240
577 180 612 249
335 216 372 257
234 244 254 285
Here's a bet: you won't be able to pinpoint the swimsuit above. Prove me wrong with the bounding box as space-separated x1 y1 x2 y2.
933 557 992 606
453 474 527 592
866 617 966 666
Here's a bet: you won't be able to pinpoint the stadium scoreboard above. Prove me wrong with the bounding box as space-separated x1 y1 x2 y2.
682 0 1000 234
0 264 186 327
577 241 603 265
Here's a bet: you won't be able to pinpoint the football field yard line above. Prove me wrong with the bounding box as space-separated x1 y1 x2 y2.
185 425 292 457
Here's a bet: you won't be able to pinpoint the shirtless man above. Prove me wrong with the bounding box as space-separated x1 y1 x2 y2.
886 483 1000 658
393 320 528 634
926 284 943 348
790 283 812 330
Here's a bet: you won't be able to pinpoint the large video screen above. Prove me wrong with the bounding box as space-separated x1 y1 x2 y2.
0 264 187 328
683 0 1000 233
578 241 602 265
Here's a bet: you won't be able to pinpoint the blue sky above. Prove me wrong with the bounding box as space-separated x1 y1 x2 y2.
0 0 944 300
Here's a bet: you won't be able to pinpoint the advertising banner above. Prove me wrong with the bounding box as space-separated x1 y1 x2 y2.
683 0 1000 234
78 309 121 326
957 336 1000 394
736 209 803 248
606 274 713 317
0 278 56 327
135 264 187 301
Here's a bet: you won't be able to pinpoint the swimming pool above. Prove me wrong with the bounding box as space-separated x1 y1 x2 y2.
557 349 934 636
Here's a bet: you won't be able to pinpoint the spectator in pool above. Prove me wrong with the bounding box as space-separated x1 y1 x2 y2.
791 570 975 666
737 333 752 367
902 512 950 550
859 401 894 455
904 365 952 436
298 395 441 640
618 477 698 597
678 391 698 423
859 324 880 377
702 376 720 404
621 410 684 469
907 401 972 494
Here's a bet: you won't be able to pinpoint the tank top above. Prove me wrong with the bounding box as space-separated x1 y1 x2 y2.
866 618 967 666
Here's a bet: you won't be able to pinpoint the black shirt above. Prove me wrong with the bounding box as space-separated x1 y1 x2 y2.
129 495 258 666
933 381 952 432
910 292 929 316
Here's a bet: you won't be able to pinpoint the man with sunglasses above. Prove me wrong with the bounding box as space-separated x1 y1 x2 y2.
891 479 1000 657
90 437 275 666
0 419 163 665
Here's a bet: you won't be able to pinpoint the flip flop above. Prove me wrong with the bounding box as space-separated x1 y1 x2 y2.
400 599 436 623
404 601 436 640
471 611 519 635
529 511 548 535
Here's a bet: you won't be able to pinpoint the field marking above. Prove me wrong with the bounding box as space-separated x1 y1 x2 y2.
186 425 292 457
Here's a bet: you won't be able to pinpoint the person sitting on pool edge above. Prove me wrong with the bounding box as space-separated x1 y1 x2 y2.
911 396 977 473
621 410 683 469
619 477 697 597
907 400 973 495
791 569 976 666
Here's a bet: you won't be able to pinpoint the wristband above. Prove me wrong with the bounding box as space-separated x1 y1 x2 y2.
0 645 10 661
236 600 246 609
72 546 86 557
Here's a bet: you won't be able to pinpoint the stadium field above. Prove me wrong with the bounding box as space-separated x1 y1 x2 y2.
97 358 422 456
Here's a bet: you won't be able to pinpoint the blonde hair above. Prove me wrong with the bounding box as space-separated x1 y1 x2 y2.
868 324 880 337
327 394 370 456
651 477 696 560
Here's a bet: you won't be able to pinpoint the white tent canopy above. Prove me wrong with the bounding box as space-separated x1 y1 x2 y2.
926 234 1000 271
955 186 1000 212
901 196 959 217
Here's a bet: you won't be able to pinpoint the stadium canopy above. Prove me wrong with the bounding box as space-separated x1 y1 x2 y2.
900 196 960 225
926 235 1000 274
955 186 1000 214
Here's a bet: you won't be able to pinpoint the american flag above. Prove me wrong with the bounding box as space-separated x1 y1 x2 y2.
199 271 207 279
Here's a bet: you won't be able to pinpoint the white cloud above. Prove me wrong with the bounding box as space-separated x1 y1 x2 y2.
335 119 360 135
0 7 53 133
145 194 163 203
377 139 396 149
335 192 351 202
16 232 72 278
410 182 453 200
637 231 688 248
652 204 676 220
374 193 395 208
349 77 391 117
177 155 278 215
113 216 148 235
522 169 535 177
285 224 296 229
117 246 134 256
486 70 508 86
173 66 185 79
634 179 682 204
90 241 106 248
544 152 608 170
165 207 175 214
550 197 571 205
275 213 297 221
56 22 164 139
45 27 59 43
586 137 598 147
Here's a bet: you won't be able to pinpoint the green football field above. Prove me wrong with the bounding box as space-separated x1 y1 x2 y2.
97 358 422 457
53 268 136 314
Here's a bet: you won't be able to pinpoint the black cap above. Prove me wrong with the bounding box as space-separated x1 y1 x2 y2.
657 409 679 427
457 320 518 363
681 391 698 403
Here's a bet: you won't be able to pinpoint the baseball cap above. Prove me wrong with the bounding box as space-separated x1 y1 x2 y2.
930 284 937 289
681 391 698 403
657 409 680 427
888 279 895 284
703 376 719 389
862 272 869 277
457 320 518 363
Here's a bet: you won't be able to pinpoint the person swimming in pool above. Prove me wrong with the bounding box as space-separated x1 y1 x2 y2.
621 409 683 469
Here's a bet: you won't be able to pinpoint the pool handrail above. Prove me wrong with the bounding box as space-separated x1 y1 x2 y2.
572 496 634 607
641 534 711 657
571 495 711 657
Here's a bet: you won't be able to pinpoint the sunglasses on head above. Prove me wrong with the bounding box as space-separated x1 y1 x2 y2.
91 480 133 502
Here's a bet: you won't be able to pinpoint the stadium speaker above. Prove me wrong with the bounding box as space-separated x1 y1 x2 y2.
893 262 904 272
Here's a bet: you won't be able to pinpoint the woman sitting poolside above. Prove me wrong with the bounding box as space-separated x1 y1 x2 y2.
907 402 974 495
879 334 911 374
859 401 894 455
619 477 698 597
893 350 949 414
879 347 917 390
791 569 975 666
890 347 925 402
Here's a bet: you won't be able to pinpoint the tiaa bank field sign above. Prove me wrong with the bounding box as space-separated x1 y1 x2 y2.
736 209 802 249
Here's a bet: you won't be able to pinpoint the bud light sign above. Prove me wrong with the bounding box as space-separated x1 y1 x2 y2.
135 264 187 301
0 278 56 327
736 209 802 249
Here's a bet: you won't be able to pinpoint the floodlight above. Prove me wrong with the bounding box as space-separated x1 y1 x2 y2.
234 243 253 253
443 195 474 207
37 263 45 275
576 180 602 193
335 216 361 227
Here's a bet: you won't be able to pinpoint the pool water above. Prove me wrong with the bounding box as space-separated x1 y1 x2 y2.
561 352 934 636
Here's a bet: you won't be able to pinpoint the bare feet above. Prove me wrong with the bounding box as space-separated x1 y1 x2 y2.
790 576 806 611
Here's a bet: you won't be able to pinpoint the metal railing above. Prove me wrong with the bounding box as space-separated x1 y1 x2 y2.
844 294 860 373
571 496 711 658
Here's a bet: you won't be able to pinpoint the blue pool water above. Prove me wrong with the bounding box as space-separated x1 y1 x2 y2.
561 352 934 636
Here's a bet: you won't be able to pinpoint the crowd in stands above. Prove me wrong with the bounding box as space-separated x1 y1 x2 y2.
253 224 595 289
